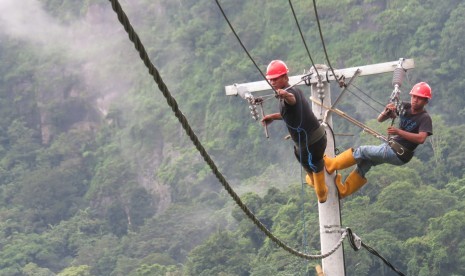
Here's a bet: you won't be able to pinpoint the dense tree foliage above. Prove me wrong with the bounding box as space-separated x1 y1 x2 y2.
0 0 464 275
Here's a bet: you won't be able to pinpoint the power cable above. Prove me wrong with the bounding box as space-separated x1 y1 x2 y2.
346 228 406 276
214 0 277 94
350 83 386 109
345 87 384 115
108 0 345 261
311 0 339 85
288 0 320 79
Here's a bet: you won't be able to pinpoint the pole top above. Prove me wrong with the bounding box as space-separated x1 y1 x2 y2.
225 58 415 96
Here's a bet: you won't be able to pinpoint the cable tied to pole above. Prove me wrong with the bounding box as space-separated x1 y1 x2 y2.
346 228 406 276
108 0 346 261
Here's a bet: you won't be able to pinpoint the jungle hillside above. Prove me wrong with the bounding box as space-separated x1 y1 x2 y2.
0 0 464 275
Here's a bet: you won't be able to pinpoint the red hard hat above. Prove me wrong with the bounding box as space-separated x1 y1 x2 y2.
266 60 289 80
409 82 432 99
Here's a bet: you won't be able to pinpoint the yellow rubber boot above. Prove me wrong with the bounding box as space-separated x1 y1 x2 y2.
305 173 314 188
335 170 367 199
324 148 357 174
313 170 328 203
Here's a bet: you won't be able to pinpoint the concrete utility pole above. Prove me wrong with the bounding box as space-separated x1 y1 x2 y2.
225 58 414 276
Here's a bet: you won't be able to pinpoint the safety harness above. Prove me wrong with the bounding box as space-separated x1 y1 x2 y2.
388 139 413 162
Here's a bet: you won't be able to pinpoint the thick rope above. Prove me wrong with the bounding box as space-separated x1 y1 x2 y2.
108 0 346 260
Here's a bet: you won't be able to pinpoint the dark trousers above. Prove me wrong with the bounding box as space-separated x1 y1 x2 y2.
293 134 327 174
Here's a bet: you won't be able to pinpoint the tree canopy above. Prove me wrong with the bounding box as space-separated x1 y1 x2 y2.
0 0 464 275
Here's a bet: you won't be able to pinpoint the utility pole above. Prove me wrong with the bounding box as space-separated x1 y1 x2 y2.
225 58 414 275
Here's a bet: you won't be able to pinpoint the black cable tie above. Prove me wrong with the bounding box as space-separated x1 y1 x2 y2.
346 228 361 251
338 75 346 88
303 72 313 86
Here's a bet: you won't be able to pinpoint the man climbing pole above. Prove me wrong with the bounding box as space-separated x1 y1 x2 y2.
260 60 328 203
324 82 433 198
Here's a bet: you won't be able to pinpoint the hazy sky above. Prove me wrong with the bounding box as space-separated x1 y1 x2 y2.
0 0 146 113
0 0 64 45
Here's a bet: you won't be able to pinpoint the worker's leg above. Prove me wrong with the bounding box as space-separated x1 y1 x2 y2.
294 136 326 189
295 136 327 202
294 146 314 188
305 173 314 188
308 137 327 203
335 169 368 198
313 169 328 203
323 148 356 174
333 144 404 198
353 143 404 178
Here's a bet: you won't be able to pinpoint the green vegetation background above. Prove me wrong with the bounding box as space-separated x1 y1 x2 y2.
0 0 464 275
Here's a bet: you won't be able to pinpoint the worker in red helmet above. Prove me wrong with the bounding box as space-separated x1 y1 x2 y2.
261 60 329 203
324 82 433 198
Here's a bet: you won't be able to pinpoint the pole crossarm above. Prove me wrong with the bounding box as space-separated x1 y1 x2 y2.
225 59 414 96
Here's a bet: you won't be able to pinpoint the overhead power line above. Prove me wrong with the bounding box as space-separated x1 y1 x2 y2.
214 0 277 94
288 0 320 78
311 0 339 85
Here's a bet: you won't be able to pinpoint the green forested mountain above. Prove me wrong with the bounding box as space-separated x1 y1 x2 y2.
0 0 464 275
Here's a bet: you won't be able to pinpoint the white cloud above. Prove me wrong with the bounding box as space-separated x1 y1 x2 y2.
0 0 65 45
0 0 144 110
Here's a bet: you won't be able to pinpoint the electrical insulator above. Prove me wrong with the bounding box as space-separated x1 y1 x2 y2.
317 80 325 100
249 105 258 120
389 58 406 115
392 58 405 88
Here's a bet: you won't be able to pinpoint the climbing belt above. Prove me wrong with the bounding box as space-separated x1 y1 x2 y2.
108 0 345 260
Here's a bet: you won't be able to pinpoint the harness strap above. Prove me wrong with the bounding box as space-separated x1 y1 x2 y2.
308 124 326 145
388 140 413 162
